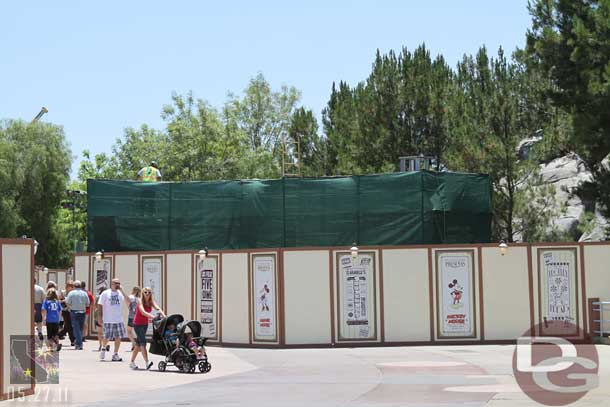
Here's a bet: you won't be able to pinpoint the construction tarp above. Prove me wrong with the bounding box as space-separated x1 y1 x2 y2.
87 171 492 252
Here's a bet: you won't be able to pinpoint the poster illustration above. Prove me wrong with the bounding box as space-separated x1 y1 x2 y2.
338 253 375 340
253 255 276 341
437 252 475 338
93 258 111 295
198 256 217 338
539 249 578 335
142 257 163 335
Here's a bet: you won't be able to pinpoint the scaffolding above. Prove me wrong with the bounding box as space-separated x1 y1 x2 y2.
282 133 301 177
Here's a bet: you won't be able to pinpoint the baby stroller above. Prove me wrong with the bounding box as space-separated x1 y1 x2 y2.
149 314 212 374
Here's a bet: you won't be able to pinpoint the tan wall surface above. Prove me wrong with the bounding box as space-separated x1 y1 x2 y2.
283 251 331 345
166 253 191 317
1 243 33 398
584 245 610 302
57 271 67 290
115 255 138 324
481 246 531 340
221 253 249 343
383 248 430 342
75 255 89 289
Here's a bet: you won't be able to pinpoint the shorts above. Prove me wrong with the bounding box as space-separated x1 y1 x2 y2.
133 325 148 346
46 322 59 339
103 323 127 340
34 303 43 323
127 317 134 328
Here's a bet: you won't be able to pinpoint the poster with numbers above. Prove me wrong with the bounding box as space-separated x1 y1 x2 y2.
337 253 376 341
198 256 217 339
142 256 163 335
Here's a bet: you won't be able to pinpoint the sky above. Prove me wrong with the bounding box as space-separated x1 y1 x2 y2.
1 1 531 179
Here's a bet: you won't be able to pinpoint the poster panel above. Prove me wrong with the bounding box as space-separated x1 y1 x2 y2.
436 251 476 338
337 252 376 341
538 248 578 336
197 255 218 339
142 256 163 335
252 254 277 342
90 257 112 336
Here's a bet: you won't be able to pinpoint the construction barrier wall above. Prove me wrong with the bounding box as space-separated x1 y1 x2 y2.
0 239 35 400
73 242 610 347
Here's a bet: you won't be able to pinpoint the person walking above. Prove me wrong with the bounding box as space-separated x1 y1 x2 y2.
97 278 130 361
58 282 75 346
42 288 62 352
82 281 95 341
93 287 108 352
34 279 46 341
65 280 90 350
127 286 142 351
130 286 165 370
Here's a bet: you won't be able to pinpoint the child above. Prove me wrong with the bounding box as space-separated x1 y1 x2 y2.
164 323 177 345
42 288 62 352
185 333 206 359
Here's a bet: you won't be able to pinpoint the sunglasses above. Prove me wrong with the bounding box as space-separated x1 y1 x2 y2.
143 291 151 294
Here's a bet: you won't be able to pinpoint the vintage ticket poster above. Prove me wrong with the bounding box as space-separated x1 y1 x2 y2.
253 255 277 341
539 248 578 335
93 258 111 294
198 256 217 338
437 252 475 338
338 253 375 340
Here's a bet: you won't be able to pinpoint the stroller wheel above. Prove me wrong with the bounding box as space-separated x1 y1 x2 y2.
198 361 206 373
204 362 212 373
181 360 192 373
158 361 167 372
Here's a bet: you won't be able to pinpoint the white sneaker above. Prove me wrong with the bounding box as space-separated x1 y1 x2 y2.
100 349 106 361
112 353 123 362
129 362 138 370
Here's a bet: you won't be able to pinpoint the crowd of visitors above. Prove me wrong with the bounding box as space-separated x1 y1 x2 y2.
34 277 166 370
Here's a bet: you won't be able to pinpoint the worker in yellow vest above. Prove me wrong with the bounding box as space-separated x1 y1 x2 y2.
137 161 162 182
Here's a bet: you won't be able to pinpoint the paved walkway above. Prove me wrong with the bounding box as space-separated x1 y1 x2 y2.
3 340 610 406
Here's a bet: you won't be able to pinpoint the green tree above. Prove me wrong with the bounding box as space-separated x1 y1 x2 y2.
527 0 610 221
288 107 325 176
0 120 72 266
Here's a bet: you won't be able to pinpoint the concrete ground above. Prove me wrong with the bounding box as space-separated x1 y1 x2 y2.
3 339 610 407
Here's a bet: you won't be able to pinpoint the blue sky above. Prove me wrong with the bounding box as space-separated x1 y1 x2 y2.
1 1 531 179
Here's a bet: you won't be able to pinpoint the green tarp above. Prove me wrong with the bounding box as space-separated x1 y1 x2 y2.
87 171 492 252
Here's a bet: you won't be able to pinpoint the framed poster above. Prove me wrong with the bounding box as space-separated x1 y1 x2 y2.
336 252 377 341
142 256 164 335
251 254 278 342
90 257 112 336
196 255 218 340
537 248 579 336
436 250 476 339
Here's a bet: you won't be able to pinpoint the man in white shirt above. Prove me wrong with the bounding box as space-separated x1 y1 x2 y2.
97 278 130 361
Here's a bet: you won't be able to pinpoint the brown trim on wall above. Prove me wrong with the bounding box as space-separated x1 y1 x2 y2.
579 244 588 337
477 247 485 341
163 253 168 314
247 252 253 345
379 249 385 343
0 238 37 245
328 250 335 345
527 245 535 335
278 249 286 346
137 254 141 287
216 253 222 342
190 253 195 320
427 248 435 343
0 244 4 399
29 243 35 392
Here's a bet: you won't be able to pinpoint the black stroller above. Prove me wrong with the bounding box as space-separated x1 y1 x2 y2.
149 314 212 374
